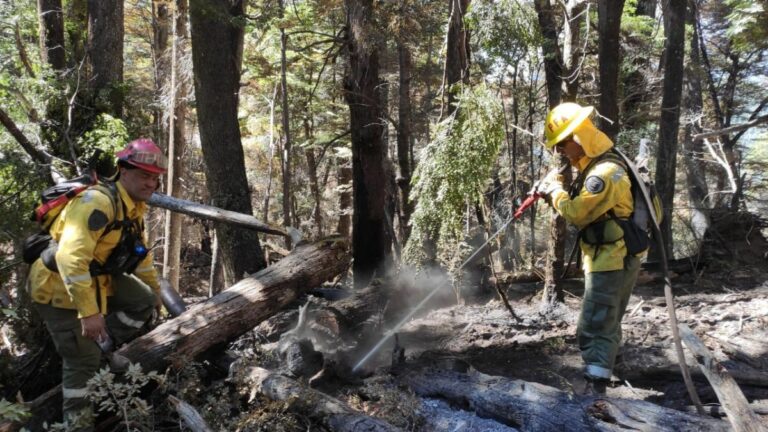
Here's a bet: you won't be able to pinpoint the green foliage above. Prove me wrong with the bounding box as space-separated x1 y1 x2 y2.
725 0 768 51
0 398 30 423
467 0 540 72
77 114 129 175
87 363 166 430
404 85 504 269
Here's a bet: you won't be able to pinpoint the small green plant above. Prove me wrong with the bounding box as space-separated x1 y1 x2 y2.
87 362 166 431
0 398 30 423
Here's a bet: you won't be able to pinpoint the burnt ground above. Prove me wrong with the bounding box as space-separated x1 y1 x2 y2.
204 215 768 431
172 254 767 430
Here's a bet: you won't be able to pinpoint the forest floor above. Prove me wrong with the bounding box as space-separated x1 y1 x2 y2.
158 220 768 431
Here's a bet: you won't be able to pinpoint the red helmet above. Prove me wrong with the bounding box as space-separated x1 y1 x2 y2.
116 138 167 174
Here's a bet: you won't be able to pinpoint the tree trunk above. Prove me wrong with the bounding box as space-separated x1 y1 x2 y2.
87 0 124 117
279 0 293 249
336 158 352 238
37 0 66 71
654 0 687 259
190 0 266 285
534 0 567 305
597 0 624 141
562 0 587 102
399 368 728 431
304 119 323 238
161 0 189 292
14 238 350 431
443 0 471 114
682 0 710 245
396 41 413 240
65 0 87 67
534 0 563 108
344 0 392 289
635 0 656 17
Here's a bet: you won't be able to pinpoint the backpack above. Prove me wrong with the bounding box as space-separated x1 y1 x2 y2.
22 174 120 264
572 147 664 256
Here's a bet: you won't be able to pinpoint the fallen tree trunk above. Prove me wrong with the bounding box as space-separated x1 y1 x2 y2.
119 237 349 371
14 237 349 431
398 367 728 432
679 324 764 432
244 366 401 432
148 192 296 239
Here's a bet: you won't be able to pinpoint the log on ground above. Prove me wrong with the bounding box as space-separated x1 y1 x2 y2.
678 324 765 432
118 236 350 372
244 366 401 432
398 367 728 432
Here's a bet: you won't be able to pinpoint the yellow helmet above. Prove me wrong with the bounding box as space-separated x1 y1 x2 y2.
544 103 594 149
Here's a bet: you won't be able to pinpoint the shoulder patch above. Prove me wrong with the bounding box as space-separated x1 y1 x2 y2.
88 209 109 231
585 176 606 194
80 190 95 203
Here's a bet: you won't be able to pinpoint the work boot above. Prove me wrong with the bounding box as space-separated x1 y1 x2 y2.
583 376 609 396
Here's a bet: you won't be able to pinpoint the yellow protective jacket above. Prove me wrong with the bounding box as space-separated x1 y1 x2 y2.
28 181 159 318
548 118 638 273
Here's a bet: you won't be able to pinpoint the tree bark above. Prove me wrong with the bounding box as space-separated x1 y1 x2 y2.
344 0 392 289
635 0 656 17
65 0 87 67
534 0 568 306
682 0 710 245
534 0 563 108
148 193 293 238
279 0 293 249
399 368 729 432
37 0 66 71
396 42 413 240
562 0 587 102
597 0 624 141
87 0 124 117
443 0 471 113
304 119 323 238
242 367 400 431
170 0 189 291
190 0 266 285
654 0 687 259
678 325 764 432
336 158 352 238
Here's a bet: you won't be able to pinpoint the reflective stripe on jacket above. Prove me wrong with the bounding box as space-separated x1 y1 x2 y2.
28 181 159 318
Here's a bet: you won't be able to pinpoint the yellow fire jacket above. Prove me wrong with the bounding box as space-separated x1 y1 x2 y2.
547 119 638 273
28 181 159 318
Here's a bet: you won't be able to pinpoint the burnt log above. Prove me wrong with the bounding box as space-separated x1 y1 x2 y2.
13 237 349 431
678 324 764 432
398 367 728 432
243 366 401 432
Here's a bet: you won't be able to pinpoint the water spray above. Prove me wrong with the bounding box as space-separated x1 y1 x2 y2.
352 187 545 372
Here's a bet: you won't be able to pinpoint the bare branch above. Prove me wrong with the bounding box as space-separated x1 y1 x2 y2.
0 106 51 164
14 22 35 78
693 114 768 141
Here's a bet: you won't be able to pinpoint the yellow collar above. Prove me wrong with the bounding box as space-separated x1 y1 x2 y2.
574 155 592 172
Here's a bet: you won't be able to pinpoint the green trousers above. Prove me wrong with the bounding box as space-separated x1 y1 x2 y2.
578 255 640 380
34 274 156 431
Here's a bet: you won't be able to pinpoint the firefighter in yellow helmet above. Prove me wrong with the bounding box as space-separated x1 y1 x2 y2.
536 103 643 395
27 139 166 430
